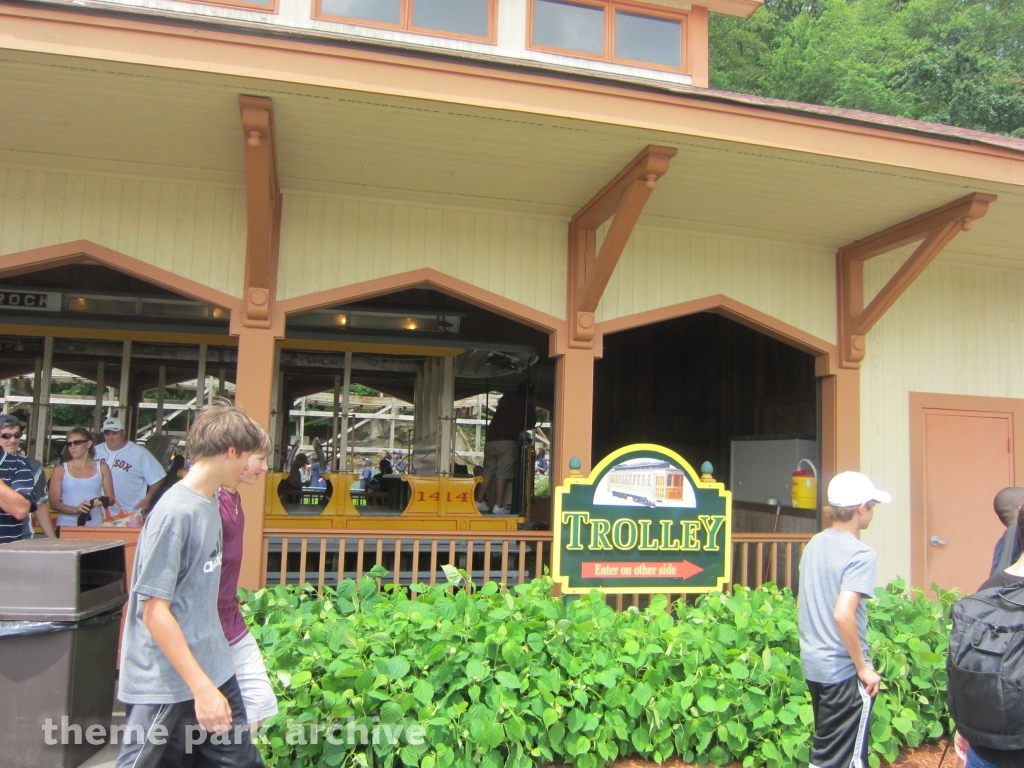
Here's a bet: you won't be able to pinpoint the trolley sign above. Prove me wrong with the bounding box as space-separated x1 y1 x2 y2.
552 444 732 594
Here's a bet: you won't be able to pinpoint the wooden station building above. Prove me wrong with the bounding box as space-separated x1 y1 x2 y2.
1 0 1023 595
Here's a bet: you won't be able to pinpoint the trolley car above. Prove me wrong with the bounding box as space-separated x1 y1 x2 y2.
606 461 689 507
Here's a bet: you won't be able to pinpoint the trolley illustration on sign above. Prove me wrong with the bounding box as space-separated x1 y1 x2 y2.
596 458 697 508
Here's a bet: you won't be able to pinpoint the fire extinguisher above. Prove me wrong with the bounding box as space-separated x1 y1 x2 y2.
791 459 818 510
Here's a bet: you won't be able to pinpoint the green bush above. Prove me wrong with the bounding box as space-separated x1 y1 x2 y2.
242 570 955 768
534 475 550 498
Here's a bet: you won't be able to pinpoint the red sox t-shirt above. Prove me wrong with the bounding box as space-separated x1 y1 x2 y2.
94 441 166 512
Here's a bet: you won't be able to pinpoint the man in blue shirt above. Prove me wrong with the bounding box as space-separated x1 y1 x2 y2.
0 447 37 544
359 458 373 490
0 415 56 539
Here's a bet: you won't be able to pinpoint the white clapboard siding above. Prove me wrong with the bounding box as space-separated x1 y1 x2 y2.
0 166 247 298
596 224 837 345
861 255 1024 585
278 192 568 319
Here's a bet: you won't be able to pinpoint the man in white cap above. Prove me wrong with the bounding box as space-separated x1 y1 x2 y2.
798 471 890 768
93 417 167 514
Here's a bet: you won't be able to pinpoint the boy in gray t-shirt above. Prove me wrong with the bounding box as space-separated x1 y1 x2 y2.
798 471 889 768
116 405 268 768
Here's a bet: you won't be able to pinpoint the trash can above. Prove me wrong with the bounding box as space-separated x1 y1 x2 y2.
0 539 127 768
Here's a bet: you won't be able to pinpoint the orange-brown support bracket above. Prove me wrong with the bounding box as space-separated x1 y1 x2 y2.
236 95 283 589
567 145 676 348
837 192 996 368
238 95 282 332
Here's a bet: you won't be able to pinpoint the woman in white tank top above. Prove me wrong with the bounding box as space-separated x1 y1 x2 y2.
48 428 117 527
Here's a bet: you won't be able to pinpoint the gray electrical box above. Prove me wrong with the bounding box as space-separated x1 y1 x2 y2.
730 436 818 505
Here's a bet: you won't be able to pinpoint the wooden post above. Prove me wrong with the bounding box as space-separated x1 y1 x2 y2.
27 358 42 458
340 351 352 473
475 394 482 454
389 398 396 453
439 356 455 475
332 374 341 473
554 347 595 486
155 365 166 435
196 343 208 417
269 347 282 469
33 336 54 464
118 340 132 426
93 360 105 433
234 326 276 590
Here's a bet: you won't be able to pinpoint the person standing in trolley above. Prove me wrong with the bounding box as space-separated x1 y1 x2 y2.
93 416 166 514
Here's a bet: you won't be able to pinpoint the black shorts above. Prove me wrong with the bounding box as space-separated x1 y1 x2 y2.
807 675 874 768
115 676 264 768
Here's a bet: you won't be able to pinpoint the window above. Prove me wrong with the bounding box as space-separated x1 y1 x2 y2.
529 0 687 72
532 0 605 56
320 0 400 25
315 0 496 42
615 10 681 68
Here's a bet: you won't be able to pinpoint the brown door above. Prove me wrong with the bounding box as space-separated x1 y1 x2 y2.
923 408 1014 593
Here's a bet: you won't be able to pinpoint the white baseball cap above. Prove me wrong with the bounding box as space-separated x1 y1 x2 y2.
101 417 124 432
827 471 892 507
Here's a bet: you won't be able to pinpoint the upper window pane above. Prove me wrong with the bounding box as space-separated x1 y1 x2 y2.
533 0 605 56
413 0 490 38
614 11 681 68
320 0 401 24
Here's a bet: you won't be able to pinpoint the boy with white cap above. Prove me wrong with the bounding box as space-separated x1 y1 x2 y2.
798 471 890 768
93 416 166 514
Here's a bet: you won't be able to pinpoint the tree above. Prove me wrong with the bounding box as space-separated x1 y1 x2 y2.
709 0 1024 137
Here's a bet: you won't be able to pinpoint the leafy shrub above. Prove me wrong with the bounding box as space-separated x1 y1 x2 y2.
242 570 955 768
534 475 550 498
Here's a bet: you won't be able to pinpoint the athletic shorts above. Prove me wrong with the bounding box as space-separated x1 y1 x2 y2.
807 675 874 768
483 440 517 480
231 632 279 725
115 676 264 768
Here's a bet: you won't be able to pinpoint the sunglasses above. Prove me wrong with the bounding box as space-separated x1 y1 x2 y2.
67 439 92 447
0 432 22 440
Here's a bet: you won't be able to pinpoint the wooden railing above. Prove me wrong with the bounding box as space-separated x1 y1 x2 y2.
261 528 552 593
260 529 814 606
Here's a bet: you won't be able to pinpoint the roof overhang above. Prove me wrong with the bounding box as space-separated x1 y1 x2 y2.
0 4 1022 270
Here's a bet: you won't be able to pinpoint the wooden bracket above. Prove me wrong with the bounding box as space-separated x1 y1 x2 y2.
837 192 996 368
568 145 676 348
239 95 281 330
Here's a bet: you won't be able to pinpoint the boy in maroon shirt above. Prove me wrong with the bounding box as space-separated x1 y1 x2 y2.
217 426 279 732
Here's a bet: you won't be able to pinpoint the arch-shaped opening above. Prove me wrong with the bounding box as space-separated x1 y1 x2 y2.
271 287 556 523
595 311 822 538
0 248 238 476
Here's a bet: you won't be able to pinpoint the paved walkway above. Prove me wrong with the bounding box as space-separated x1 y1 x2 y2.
80 743 118 767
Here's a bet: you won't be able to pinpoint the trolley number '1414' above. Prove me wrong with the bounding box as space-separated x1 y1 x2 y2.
416 491 471 503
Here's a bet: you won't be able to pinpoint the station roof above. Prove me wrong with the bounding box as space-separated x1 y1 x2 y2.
1 6 1023 272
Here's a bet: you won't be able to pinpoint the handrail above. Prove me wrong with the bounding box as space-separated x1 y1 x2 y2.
259 528 815 604
261 528 555 540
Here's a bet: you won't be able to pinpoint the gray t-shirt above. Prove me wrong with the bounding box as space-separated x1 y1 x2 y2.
118 483 233 704
798 528 878 684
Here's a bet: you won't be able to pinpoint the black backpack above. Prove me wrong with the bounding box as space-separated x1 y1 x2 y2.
947 582 1024 750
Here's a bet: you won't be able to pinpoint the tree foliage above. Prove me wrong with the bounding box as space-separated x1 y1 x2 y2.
710 0 1024 137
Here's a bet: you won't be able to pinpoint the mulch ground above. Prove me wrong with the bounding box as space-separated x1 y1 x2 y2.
545 737 956 768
